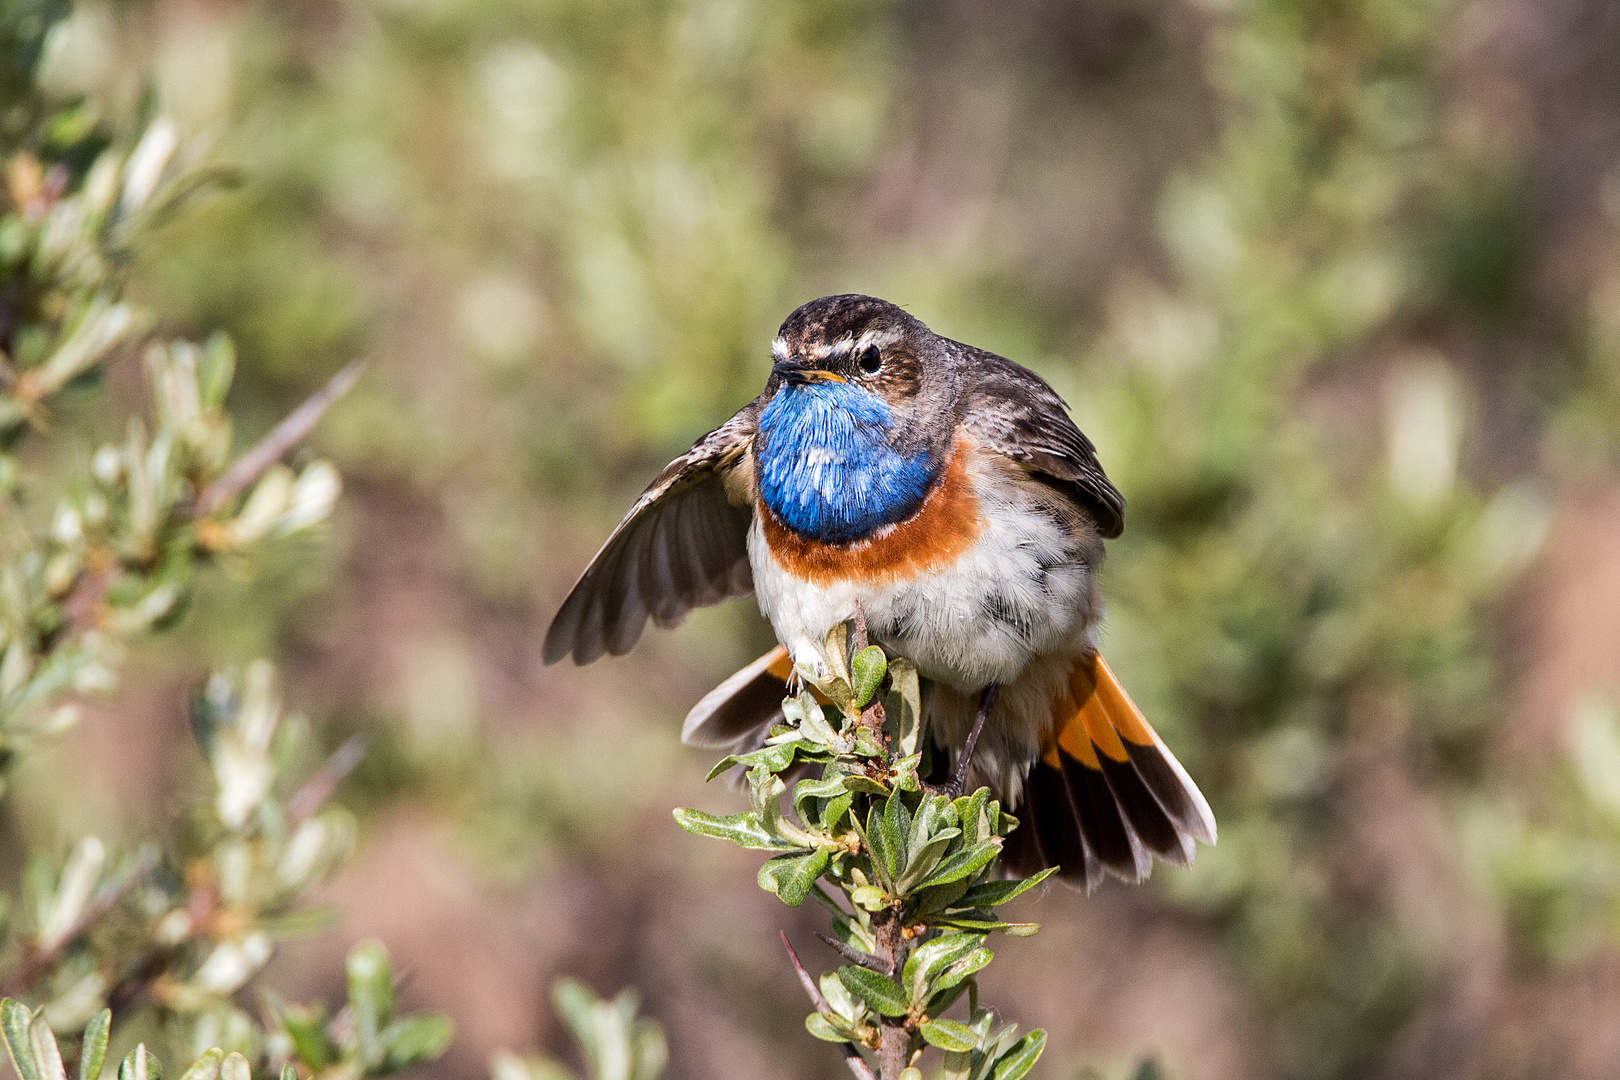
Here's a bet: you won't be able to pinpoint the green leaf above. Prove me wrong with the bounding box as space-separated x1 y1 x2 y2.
851 647 886 708
941 1012 996 1080
278 1066 295 1080
819 971 863 1022
954 789 992 845
821 622 852 686
805 1012 857 1044
703 755 745 782
275 1001 330 1071
757 849 831 907
920 1019 979 1052
886 658 923 756
79 1011 110 1080
841 775 889 797
954 867 1058 910
116 1047 160 1080
918 840 1000 889
798 700 843 747
2 999 40 1080
347 940 394 1068
851 884 888 911
903 933 987 1001
915 878 973 920
218 1054 248 1080
931 947 993 995
933 918 1040 937
836 966 910 1017
549 979 596 1052
925 977 974 1019
177 1049 222 1080
851 726 887 759
30 1018 64 1080
861 804 897 890
896 829 960 893
198 333 235 410
748 766 790 839
382 1014 454 1070
793 772 851 822
820 790 855 832
671 809 798 851
992 1029 1047 1079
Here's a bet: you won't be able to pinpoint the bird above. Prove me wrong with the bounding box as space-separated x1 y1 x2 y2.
543 294 1214 890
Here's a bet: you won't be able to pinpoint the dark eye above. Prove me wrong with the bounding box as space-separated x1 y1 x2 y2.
857 344 882 374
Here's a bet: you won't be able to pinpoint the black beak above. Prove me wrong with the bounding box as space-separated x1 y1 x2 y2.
771 359 847 385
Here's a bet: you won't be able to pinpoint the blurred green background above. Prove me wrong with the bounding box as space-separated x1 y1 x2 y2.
22 0 1620 1077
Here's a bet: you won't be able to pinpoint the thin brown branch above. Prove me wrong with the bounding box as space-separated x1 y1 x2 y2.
781 932 877 1080
286 733 368 825
816 932 893 976
873 912 909 1080
2 847 159 997
195 359 364 517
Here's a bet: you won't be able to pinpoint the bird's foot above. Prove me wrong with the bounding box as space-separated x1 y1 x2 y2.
922 683 999 799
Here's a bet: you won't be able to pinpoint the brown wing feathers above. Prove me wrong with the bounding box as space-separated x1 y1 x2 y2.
960 354 1126 539
1013 654 1216 891
543 409 757 666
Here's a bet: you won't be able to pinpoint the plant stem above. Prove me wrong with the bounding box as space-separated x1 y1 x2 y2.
194 359 363 516
874 909 908 1079
851 603 909 1077
781 933 877 1080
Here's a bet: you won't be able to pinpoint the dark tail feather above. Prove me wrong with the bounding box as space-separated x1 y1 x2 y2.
1011 654 1216 891
682 645 793 750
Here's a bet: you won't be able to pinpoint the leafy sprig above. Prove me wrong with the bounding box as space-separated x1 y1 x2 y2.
677 620 1048 1080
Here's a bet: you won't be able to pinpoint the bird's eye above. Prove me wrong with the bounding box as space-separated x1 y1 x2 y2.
857 344 882 374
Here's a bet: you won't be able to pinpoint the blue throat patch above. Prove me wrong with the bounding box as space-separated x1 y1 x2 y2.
756 381 940 544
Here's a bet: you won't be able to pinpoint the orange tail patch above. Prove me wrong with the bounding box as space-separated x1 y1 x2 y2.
1005 654 1216 891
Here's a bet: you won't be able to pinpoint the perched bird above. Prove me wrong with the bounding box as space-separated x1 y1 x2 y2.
544 294 1214 890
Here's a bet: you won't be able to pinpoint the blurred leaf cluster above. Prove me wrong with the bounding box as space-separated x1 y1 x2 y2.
491 979 666 1080
678 624 1047 1079
0 2 341 783
0 7 452 1080
1079 0 1620 1076
0 933 448 1080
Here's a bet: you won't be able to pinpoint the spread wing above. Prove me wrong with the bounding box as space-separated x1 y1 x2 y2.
961 353 1126 539
543 403 759 665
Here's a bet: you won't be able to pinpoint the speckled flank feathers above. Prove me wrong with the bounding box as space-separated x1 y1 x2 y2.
544 293 1215 888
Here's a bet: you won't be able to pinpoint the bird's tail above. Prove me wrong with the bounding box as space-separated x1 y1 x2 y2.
685 646 1218 893
682 644 793 751
1001 654 1216 891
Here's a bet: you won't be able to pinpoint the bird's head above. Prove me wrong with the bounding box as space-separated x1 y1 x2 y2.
764 295 957 437
754 296 961 543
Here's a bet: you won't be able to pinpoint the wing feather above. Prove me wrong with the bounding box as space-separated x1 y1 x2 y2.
959 352 1126 538
543 403 759 665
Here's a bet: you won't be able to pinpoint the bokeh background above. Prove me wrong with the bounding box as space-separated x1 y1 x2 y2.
20 0 1620 1077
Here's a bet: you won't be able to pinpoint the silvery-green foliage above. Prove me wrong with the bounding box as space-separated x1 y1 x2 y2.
490 980 666 1080
10 661 373 1052
0 11 448 1080
0 939 449 1080
676 623 1048 1078
0 2 342 781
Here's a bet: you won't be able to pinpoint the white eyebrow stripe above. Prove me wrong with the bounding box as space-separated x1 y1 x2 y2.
856 327 905 351
792 326 905 363
771 337 789 359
